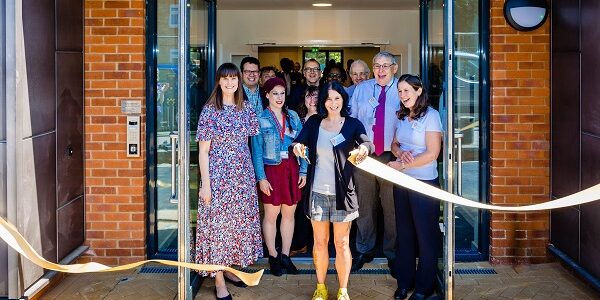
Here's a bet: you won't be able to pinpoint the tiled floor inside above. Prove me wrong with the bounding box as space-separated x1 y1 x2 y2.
41 261 599 300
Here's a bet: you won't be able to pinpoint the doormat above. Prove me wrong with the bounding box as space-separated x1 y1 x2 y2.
455 268 497 275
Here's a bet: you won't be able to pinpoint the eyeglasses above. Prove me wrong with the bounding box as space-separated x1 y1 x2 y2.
327 73 341 78
305 93 318 99
303 67 321 73
243 70 259 75
372 63 396 71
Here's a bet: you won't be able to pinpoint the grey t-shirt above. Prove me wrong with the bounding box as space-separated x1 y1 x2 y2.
312 126 339 195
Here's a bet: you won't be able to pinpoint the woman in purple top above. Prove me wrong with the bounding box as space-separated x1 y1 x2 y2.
195 63 263 300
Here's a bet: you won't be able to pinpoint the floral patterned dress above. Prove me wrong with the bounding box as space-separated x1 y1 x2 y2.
195 102 263 275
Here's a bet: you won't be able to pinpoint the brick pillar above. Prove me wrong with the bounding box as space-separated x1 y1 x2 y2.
83 0 146 265
489 0 551 264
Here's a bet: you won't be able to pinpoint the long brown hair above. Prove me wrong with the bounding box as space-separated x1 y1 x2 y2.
396 74 429 121
206 63 245 110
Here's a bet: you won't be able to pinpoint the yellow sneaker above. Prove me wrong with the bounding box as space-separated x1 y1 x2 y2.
311 283 328 300
337 288 350 300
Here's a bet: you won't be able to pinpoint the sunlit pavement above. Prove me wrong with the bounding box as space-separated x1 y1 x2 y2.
41 261 598 299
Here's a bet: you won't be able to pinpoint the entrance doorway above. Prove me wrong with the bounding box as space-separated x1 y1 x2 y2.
146 0 490 297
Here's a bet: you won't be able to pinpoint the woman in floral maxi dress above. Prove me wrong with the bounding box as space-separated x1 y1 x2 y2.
196 63 263 300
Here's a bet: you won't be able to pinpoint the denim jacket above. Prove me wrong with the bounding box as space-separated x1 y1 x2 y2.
251 109 307 181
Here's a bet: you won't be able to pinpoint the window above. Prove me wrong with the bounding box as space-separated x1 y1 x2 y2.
303 49 343 70
169 5 178 28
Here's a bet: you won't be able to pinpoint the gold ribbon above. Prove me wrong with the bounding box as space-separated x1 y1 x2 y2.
0 217 263 285
349 155 600 211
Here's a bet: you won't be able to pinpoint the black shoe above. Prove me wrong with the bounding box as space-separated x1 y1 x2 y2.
224 275 247 288
408 292 428 300
268 254 283 276
215 289 233 300
394 288 409 300
351 252 374 272
280 253 299 275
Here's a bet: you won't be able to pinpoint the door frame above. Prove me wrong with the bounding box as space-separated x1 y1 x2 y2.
145 0 217 260
420 0 490 262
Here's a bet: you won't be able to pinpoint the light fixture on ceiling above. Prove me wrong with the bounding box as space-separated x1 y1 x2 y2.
503 0 548 31
313 3 332 7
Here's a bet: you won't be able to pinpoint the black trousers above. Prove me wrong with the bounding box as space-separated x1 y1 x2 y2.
392 178 441 296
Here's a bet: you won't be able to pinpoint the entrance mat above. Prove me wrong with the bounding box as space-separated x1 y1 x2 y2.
139 266 178 274
454 268 497 275
140 266 497 276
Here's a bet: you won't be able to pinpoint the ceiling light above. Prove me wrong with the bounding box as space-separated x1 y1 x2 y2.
313 3 332 7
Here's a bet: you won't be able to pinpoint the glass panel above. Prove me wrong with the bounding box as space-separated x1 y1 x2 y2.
188 0 208 258
453 0 481 252
156 0 179 254
155 0 208 256
427 0 444 112
328 51 342 63
427 0 446 289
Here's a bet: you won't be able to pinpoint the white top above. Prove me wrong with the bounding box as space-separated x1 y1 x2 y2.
350 78 400 153
394 107 443 180
312 126 338 195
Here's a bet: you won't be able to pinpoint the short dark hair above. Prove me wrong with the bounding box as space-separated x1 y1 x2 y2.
317 81 350 118
240 56 260 71
260 66 276 76
396 74 429 121
302 59 320 71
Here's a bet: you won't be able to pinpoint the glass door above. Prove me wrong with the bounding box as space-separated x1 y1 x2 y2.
148 0 215 298
452 0 487 260
423 0 489 298
148 0 214 261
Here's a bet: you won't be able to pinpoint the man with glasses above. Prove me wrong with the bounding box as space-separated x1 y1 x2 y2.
289 58 322 111
240 56 264 115
350 51 399 273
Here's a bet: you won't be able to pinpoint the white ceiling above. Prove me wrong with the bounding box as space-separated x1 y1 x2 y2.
218 0 418 10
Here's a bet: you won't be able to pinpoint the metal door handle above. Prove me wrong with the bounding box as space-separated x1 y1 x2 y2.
454 132 463 196
169 132 178 204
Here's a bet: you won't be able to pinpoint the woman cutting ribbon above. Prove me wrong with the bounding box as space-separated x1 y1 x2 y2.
251 77 307 276
292 81 372 300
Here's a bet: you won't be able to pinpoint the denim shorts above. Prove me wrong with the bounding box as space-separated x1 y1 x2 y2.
310 192 359 223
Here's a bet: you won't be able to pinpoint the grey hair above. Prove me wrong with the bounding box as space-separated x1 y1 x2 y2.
350 59 370 75
372 51 396 65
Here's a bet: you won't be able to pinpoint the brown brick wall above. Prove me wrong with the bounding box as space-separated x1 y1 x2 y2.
489 0 551 264
83 0 146 265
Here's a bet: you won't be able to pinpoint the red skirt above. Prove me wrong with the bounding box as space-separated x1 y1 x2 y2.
259 158 302 206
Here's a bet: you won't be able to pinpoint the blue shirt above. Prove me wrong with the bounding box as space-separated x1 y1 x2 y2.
345 84 357 98
350 78 400 153
243 84 263 116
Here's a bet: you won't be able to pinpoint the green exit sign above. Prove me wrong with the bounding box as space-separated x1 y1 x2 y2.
311 47 319 52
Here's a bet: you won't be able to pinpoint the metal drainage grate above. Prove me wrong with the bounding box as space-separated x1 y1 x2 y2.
139 266 178 274
455 268 497 275
239 268 390 275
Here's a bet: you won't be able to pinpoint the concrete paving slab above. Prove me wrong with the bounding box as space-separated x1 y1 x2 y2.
40 262 599 300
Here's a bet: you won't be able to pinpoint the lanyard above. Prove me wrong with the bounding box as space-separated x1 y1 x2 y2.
267 107 286 141
372 77 396 99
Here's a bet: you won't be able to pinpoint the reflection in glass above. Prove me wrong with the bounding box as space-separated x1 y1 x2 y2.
155 0 207 256
453 0 481 252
